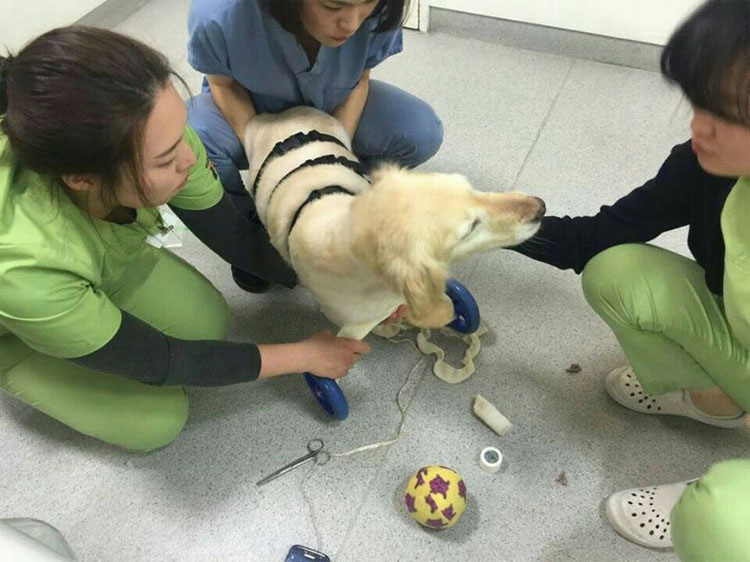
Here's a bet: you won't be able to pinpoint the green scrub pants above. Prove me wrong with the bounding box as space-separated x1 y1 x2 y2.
0 248 228 452
582 244 750 561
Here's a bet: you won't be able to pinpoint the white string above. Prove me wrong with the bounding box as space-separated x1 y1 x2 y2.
330 354 426 458
297 324 483 553
298 345 426 556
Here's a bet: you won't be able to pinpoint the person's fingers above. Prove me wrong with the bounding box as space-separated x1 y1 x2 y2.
350 340 371 354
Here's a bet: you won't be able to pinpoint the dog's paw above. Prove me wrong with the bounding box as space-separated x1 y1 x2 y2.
407 298 455 329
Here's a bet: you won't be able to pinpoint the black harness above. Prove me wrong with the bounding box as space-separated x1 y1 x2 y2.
287 185 356 236
252 130 350 197
252 129 369 246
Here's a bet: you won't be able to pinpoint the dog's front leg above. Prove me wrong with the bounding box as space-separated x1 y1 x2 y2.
399 264 455 329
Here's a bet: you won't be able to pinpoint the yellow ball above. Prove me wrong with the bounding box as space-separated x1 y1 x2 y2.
404 465 467 529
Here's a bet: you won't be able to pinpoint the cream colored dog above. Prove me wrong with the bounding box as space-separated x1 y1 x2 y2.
244 106 544 338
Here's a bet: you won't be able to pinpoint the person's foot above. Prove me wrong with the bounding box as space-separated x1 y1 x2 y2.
687 385 743 416
231 266 271 294
605 366 746 428
606 480 693 549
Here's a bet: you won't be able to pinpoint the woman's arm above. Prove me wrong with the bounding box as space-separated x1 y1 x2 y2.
170 191 297 288
511 141 700 272
333 70 371 140
72 311 370 386
169 127 296 286
207 74 257 140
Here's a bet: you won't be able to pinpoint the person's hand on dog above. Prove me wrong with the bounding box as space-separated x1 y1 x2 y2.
304 330 371 379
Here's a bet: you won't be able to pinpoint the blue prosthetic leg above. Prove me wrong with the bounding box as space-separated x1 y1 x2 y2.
304 278 481 419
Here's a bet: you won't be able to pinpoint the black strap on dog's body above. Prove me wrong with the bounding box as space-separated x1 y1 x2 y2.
251 129 368 254
287 185 355 240
252 130 349 196
267 154 367 208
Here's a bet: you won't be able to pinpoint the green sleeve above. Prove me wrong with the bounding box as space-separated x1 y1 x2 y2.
721 177 750 349
0 261 122 359
168 126 225 211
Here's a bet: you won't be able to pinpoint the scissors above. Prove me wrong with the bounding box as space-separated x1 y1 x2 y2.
256 439 331 487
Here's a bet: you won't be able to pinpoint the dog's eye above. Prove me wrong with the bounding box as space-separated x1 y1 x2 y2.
461 219 481 239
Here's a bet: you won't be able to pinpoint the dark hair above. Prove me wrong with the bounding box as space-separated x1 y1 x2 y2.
661 0 750 126
0 26 182 208
260 0 409 39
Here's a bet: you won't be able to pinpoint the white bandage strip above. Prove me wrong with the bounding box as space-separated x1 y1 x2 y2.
372 321 488 384
473 394 512 435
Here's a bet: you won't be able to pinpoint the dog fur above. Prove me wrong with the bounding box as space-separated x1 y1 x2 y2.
244 106 544 333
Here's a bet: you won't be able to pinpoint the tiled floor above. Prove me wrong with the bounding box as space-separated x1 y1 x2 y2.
3 2 748 561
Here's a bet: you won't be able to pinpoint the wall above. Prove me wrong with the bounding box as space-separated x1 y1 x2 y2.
429 0 704 45
2 1 107 51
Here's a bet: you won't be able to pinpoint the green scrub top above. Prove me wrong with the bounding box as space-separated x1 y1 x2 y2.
0 126 223 369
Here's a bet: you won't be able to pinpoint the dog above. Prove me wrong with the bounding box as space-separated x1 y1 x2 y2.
244 106 544 338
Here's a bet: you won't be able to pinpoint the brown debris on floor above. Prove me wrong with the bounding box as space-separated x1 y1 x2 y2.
556 471 569 486
565 363 582 374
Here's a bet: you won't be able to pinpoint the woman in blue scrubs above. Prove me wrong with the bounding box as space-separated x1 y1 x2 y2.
187 0 443 291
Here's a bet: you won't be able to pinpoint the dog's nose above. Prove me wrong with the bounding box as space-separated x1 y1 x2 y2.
533 197 546 220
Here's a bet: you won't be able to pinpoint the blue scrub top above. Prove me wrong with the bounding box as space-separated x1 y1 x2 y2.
188 0 403 114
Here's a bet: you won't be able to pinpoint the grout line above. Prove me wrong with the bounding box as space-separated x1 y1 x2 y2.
299 464 323 552
510 58 576 191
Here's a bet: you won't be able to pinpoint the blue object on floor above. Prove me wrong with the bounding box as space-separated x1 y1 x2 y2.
445 278 481 334
304 373 349 420
305 278 480 419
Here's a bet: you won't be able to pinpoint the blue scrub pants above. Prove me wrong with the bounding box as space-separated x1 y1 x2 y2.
187 80 443 216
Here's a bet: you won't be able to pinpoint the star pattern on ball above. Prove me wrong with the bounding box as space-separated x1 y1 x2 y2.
415 467 429 488
442 506 456 521
425 494 438 513
429 474 450 498
404 493 416 513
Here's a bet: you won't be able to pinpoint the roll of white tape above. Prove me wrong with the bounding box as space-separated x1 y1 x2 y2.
479 446 503 474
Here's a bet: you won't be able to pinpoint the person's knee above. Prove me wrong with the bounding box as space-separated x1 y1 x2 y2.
190 286 230 341
412 109 444 165
115 388 190 453
672 460 750 562
364 101 443 168
581 244 666 312
401 106 444 167
187 93 244 164
582 245 641 306
186 93 217 140
140 250 231 341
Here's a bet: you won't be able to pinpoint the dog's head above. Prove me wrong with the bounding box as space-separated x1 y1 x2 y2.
351 165 545 327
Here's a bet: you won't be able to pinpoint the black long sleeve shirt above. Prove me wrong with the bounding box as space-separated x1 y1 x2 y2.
73 192 296 386
512 140 737 296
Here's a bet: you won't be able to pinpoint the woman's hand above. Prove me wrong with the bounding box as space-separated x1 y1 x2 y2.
303 330 371 379
257 330 370 380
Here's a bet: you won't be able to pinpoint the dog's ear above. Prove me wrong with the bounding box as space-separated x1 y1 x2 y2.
383 257 454 328
351 168 455 327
